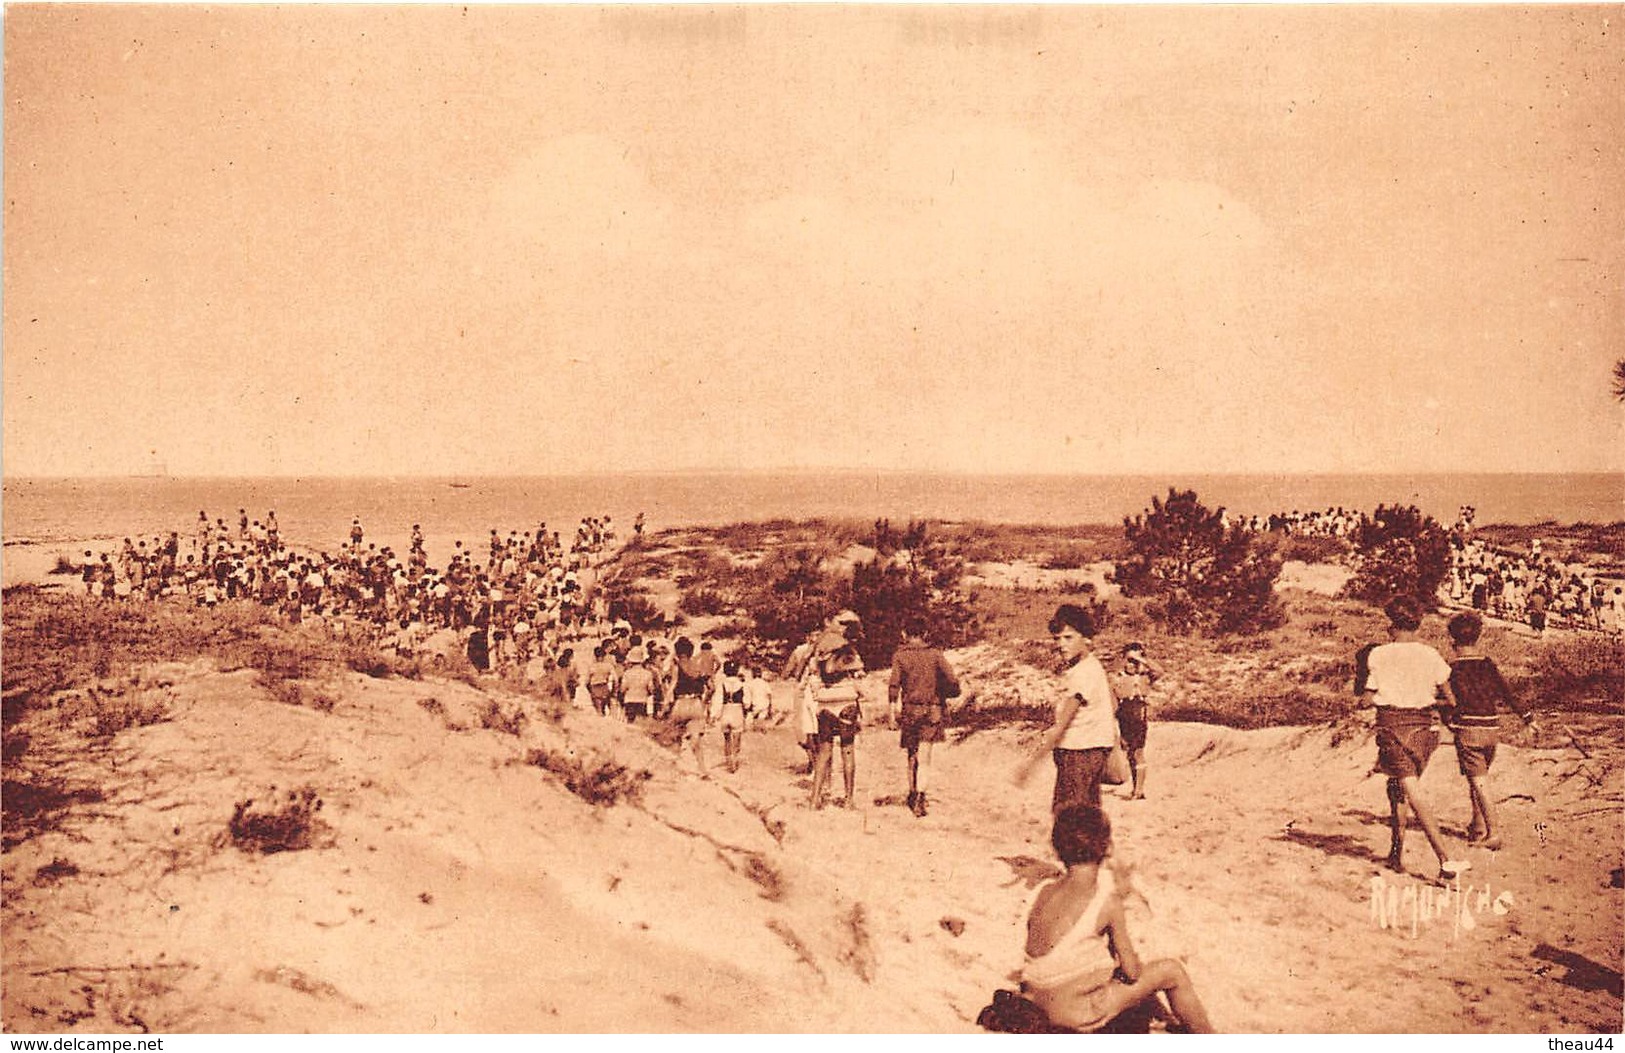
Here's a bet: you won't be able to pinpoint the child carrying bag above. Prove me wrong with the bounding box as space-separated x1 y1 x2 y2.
1102 735 1132 785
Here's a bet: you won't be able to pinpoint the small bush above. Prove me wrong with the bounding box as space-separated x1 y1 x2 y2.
247 641 320 683
679 587 733 617
477 698 527 736
228 786 324 854
1278 535 1349 565
741 853 786 901
526 747 651 807
1040 545 1094 571
338 640 396 679
607 588 665 632
261 676 307 708
948 700 1053 741
1160 688 1354 730
32 856 80 886
89 690 170 738
1292 656 1353 687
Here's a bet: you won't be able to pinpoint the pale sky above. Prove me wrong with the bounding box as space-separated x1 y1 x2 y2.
4 4 1622 477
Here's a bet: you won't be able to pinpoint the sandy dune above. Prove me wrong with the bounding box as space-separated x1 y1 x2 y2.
3 651 1621 1033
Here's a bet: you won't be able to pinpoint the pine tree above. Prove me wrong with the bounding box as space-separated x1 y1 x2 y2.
1115 488 1284 636
1342 504 1452 606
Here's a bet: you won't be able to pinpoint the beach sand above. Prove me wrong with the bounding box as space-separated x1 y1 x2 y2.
3 642 1620 1033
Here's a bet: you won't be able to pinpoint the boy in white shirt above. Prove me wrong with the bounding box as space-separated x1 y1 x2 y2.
1359 595 1467 884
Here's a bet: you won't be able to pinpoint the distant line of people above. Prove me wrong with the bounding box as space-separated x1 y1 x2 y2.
1228 506 1360 538
1448 534 1622 635
74 509 629 676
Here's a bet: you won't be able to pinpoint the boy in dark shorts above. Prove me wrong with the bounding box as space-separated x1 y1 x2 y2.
809 610 866 809
1114 643 1162 800
888 621 960 817
1442 612 1536 851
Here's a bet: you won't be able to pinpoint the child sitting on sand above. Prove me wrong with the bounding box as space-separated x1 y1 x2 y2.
1441 612 1537 851
1021 804 1215 1033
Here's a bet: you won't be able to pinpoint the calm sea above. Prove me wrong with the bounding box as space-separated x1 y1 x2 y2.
3 473 1620 562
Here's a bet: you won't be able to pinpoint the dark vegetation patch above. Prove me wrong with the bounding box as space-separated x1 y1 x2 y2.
1 776 107 851
1159 688 1357 731
524 747 651 807
227 786 325 854
32 856 80 886
948 701 1053 742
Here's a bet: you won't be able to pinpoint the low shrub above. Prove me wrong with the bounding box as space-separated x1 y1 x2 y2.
245 640 320 683
679 586 733 618
1040 545 1094 571
606 589 665 632
32 856 80 886
1277 535 1350 565
1160 687 1355 730
1525 635 1625 710
261 676 307 708
227 786 324 854
88 689 170 738
526 747 651 807
337 640 397 679
947 700 1053 741
477 698 527 736
741 852 786 901
1290 656 1353 687
1213 634 1273 654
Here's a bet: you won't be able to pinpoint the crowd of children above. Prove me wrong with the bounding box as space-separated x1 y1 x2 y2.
1447 533 1623 634
74 508 626 675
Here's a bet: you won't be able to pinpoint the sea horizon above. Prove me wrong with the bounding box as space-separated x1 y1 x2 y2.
4 470 1621 561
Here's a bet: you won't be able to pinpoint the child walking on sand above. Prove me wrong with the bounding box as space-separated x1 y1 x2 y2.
714 659 749 774
1442 612 1536 850
1359 596 1468 884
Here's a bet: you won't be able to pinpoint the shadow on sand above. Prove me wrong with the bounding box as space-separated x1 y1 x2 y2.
1531 944 1625 999
1274 825 1385 866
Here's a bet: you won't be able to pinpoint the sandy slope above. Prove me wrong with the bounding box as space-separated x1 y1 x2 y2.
3 657 1621 1033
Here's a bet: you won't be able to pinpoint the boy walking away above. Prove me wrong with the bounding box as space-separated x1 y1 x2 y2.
585 645 618 717
1114 642 1162 800
619 645 660 723
808 610 867 809
744 666 775 724
1360 596 1469 885
888 620 960 817
1442 612 1536 851
714 660 749 773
